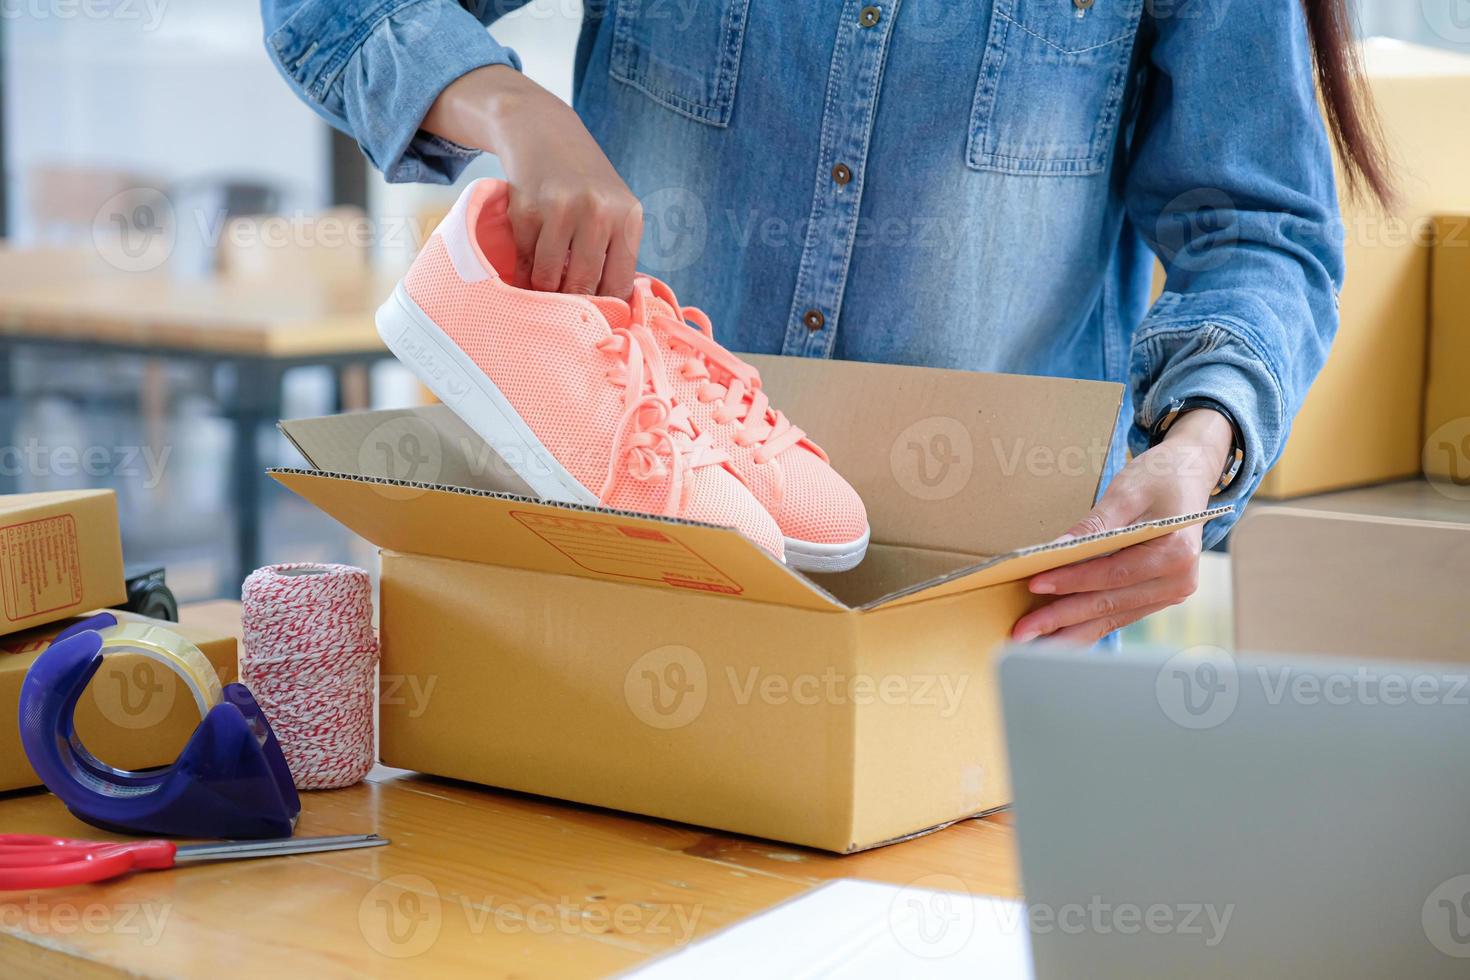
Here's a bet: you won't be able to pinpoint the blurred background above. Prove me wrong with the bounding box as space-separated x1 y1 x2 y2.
0 0 1464 619
0 0 589 602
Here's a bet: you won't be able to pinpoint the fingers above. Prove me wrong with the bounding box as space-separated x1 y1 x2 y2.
1029 529 1200 596
461 66 642 296
1012 441 1213 646
1012 568 1198 643
507 194 543 291
1045 600 1177 646
511 185 643 296
1061 479 1150 541
599 200 643 299
530 206 575 292
562 210 612 296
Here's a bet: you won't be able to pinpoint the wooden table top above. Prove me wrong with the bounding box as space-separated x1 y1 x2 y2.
0 603 1020 979
0 247 391 359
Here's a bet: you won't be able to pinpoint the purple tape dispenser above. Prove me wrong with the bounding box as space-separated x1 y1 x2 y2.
18 612 300 839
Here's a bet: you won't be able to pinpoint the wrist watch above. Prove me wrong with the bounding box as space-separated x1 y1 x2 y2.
1149 396 1245 496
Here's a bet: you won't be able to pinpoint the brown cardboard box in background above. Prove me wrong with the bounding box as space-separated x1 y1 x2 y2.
0 610 239 792
1255 41 1470 499
1233 480 1470 662
0 489 126 638
275 355 1220 853
1425 214 1470 486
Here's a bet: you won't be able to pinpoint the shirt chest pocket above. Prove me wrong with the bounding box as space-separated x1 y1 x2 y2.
609 0 752 128
967 0 1144 176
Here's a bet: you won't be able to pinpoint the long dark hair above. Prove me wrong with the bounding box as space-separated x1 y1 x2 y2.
1303 0 1393 205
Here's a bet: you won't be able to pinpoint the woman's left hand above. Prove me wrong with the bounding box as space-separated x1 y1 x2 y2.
1011 409 1234 645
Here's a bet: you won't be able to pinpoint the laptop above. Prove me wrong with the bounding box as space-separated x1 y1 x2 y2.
1000 643 1470 980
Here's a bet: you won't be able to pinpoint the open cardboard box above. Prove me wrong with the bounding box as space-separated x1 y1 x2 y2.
274 355 1223 852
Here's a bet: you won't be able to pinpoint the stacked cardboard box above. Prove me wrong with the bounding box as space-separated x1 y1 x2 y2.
0 489 124 637
1256 41 1470 498
1233 480 1470 662
1425 213 1470 489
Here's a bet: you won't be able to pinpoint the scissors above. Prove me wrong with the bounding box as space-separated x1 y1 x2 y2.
0 833 389 890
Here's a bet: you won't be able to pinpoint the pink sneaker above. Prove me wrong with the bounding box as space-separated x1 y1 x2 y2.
376 179 785 562
602 278 871 572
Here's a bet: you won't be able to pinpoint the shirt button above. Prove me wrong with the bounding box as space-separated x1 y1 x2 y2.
859 5 881 27
831 162 852 186
1073 0 1094 8
803 309 825 332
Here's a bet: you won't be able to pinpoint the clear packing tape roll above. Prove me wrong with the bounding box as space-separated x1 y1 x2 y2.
18 612 302 839
96 622 224 720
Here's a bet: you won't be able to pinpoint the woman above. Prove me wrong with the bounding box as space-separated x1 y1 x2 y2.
261 0 1385 643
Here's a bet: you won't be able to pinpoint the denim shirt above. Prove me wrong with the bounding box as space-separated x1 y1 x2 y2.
261 0 1345 546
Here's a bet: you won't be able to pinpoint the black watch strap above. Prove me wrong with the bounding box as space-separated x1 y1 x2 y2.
1149 396 1245 496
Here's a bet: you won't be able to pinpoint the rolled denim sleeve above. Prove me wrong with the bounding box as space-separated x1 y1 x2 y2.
262 0 523 183
1123 0 1345 545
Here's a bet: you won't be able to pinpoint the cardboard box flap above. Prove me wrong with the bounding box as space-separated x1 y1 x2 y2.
279 404 535 496
855 506 1232 611
269 468 848 612
744 355 1124 556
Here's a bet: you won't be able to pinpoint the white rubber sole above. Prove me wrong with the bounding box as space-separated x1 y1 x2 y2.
375 284 600 507
782 528 871 574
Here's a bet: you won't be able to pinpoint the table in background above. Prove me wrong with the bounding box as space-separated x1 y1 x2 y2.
0 247 392 589
0 602 1020 978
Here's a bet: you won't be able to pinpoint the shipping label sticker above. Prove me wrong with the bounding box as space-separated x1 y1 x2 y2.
510 511 743 595
0 514 84 622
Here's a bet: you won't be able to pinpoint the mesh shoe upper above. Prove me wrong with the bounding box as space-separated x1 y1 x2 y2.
590 280 870 547
400 180 785 560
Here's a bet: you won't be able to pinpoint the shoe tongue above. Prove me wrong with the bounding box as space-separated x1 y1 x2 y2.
588 295 631 330
646 295 679 324
587 290 677 331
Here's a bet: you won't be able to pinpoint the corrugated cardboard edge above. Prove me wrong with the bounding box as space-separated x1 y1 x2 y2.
276 466 1230 615
268 467 850 609
857 505 1234 611
269 466 730 531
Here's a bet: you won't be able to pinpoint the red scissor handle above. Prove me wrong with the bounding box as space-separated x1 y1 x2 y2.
0 835 178 890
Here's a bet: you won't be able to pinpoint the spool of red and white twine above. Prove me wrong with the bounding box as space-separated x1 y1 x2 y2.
240 563 379 790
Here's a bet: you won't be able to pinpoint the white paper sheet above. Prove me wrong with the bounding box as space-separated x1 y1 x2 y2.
626 878 1034 979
